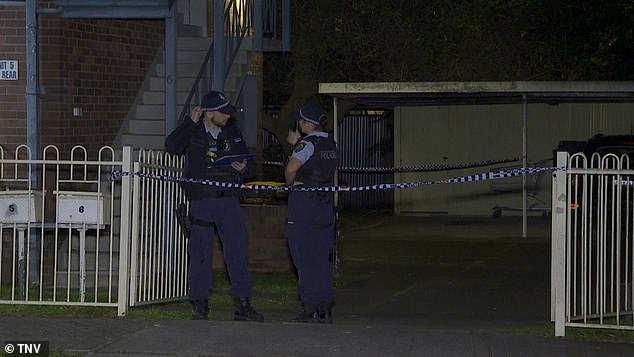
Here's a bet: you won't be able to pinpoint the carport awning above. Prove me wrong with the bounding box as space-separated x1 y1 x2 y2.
319 81 634 238
318 81 634 108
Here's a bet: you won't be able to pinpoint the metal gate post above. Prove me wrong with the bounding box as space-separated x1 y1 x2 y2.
552 151 568 336
117 146 133 316
128 161 142 306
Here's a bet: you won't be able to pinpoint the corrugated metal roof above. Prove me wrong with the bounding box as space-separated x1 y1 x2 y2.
319 81 634 108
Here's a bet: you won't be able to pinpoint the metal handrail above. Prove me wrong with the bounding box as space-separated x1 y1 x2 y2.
224 0 252 75
178 0 253 123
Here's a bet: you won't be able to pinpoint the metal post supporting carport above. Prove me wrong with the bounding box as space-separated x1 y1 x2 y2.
522 94 528 238
332 97 340 277
333 97 339 207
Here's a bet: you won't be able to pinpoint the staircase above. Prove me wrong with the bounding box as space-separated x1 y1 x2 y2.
114 15 253 151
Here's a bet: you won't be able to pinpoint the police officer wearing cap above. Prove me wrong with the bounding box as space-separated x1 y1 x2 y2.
285 102 339 323
165 91 263 322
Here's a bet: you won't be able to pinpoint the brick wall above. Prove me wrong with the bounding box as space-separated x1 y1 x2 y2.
39 17 164 157
0 1 164 157
0 4 27 153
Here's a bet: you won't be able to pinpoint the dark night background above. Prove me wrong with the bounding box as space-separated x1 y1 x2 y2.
264 1 634 110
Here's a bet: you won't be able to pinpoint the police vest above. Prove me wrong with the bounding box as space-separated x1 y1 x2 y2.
295 135 339 186
182 123 248 199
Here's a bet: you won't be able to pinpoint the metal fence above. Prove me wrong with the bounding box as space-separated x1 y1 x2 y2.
0 145 132 314
337 113 393 209
128 149 189 307
552 151 634 336
0 145 192 315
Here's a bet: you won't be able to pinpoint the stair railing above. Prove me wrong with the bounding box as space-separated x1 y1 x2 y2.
178 0 253 123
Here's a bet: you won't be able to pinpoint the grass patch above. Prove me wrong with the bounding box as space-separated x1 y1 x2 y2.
126 271 298 320
0 304 118 318
0 271 298 320
0 285 118 304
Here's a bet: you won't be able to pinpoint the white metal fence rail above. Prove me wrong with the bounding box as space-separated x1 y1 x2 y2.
552 151 634 336
0 145 132 315
128 149 189 307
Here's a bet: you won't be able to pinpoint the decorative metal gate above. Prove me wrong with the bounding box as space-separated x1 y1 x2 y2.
552 151 634 336
128 149 189 307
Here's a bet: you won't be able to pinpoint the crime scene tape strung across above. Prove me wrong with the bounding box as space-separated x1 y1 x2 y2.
264 157 520 173
109 166 556 192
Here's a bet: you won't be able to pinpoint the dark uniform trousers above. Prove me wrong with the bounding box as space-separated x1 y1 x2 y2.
188 196 252 300
286 191 336 306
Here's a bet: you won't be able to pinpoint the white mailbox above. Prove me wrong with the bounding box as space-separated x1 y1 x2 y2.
55 191 111 225
0 190 44 224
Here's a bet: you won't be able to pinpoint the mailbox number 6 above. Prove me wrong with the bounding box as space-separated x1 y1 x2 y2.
79 205 85 214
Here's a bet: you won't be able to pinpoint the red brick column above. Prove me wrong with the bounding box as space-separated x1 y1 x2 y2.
0 4 27 154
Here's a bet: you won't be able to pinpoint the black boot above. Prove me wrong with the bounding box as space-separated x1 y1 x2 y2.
291 303 319 323
317 301 333 324
233 297 264 322
191 299 209 320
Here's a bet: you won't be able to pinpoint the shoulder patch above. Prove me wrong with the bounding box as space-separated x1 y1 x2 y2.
293 142 306 153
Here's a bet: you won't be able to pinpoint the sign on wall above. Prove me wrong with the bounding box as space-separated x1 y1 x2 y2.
0 60 18 80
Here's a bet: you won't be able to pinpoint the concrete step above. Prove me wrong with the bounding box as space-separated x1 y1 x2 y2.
157 48 208 66
177 37 212 50
155 62 205 77
177 50 209 64
118 27 254 152
178 23 202 37
143 91 193 106
136 104 165 120
128 119 164 136
157 49 209 65
142 91 164 105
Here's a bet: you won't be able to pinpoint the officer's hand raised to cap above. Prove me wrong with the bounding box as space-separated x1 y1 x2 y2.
287 129 301 146
191 106 203 123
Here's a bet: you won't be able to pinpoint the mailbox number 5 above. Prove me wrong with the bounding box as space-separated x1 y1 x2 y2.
8 203 16 213
79 205 85 214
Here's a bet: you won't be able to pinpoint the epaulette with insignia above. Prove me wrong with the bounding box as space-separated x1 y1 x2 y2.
293 141 306 153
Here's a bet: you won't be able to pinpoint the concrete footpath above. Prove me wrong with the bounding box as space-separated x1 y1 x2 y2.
1 215 634 356
1 315 633 356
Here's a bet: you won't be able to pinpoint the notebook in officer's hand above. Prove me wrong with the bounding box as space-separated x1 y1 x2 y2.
214 153 256 166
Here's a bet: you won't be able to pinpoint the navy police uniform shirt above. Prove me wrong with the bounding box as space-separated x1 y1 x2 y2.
291 132 339 186
165 117 255 199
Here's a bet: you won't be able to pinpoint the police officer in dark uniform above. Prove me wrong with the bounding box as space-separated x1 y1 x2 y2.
285 102 339 323
164 91 263 322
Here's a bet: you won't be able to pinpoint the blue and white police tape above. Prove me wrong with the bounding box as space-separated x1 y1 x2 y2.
264 157 520 173
109 166 553 192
